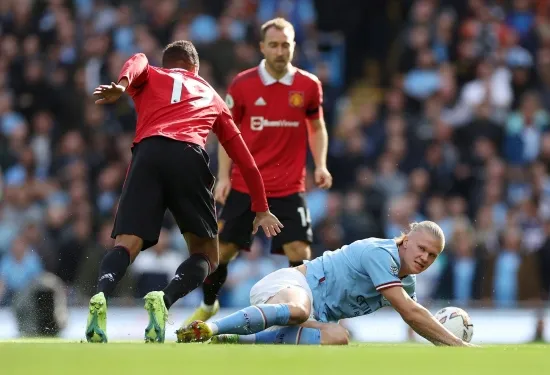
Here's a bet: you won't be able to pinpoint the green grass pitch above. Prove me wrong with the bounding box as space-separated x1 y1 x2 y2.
1 340 549 375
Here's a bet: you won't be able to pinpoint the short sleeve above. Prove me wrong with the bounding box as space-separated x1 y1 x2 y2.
306 79 323 120
360 247 402 291
402 275 417 300
225 79 245 125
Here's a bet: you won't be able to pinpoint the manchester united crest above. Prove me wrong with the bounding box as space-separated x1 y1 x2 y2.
288 91 304 108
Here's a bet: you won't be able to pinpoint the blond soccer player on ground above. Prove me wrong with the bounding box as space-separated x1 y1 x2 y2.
178 221 477 347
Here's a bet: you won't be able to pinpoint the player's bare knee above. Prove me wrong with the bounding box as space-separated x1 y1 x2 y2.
283 241 311 261
286 303 310 325
321 324 350 345
219 241 239 264
114 234 143 261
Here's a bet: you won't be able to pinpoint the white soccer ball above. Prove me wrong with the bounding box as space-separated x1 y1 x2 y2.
434 306 474 343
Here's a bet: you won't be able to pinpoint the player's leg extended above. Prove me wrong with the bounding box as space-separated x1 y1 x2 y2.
184 241 239 326
86 234 143 343
211 286 339 345
212 321 349 345
177 284 311 343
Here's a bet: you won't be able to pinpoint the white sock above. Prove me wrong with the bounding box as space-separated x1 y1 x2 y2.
200 301 216 312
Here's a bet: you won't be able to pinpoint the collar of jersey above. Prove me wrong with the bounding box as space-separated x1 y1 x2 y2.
258 59 296 86
168 68 196 76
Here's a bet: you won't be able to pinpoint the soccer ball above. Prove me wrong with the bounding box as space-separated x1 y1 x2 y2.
434 306 474 343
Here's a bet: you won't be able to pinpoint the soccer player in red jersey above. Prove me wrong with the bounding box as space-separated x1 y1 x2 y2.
183 18 332 325
85 40 283 343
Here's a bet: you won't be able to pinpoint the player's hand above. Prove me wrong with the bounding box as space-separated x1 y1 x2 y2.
214 177 232 204
252 210 284 238
93 82 126 104
314 166 332 189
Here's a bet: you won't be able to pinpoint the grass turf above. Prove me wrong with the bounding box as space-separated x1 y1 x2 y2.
1 340 549 375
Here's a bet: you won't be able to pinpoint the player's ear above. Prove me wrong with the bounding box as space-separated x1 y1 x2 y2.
403 236 408 249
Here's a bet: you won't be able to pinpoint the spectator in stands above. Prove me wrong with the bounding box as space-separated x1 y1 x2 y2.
0 235 43 306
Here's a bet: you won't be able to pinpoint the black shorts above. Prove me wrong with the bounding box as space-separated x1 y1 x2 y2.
218 189 313 254
112 136 217 250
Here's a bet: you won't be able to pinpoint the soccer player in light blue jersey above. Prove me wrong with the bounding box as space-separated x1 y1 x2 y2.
176 221 474 347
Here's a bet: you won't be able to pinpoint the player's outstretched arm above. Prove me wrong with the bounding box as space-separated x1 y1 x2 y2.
93 53 150 104
381 287 473 347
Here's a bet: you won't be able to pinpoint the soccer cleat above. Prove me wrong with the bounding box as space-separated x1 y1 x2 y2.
175 320 213 343
85 292 108 343
143 291 169 343
209 334 239 344
183 300 220 326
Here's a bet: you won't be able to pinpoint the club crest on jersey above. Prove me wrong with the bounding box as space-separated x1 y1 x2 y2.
289 91 304 108
390 264 399 276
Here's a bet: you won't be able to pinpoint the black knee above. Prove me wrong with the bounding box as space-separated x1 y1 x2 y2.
185 253 211 278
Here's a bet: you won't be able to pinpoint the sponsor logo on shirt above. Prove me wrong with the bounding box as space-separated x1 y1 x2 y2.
250 116 300 131
352 295 373 316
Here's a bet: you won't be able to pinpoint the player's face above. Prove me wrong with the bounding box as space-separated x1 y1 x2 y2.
402 230 442 274
260 27 295 75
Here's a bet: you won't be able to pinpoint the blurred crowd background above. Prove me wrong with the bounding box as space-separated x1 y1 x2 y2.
0 0 549 321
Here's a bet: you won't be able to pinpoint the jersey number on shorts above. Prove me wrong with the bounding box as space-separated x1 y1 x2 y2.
169 73 214 107
297 207 311 227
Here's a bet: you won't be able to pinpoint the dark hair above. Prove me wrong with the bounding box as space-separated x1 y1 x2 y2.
162 40 199 68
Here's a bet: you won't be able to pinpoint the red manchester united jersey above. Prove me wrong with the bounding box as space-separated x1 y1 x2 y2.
226 60 323 197
118 53 240 148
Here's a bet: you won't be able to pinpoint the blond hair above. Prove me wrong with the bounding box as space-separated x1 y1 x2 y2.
394 221 445 250
260 17 295 41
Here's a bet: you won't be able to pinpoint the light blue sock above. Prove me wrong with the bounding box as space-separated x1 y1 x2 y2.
239 327 321 345
211 304 291 335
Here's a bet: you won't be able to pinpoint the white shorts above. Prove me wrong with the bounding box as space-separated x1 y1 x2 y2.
250 267 315 320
